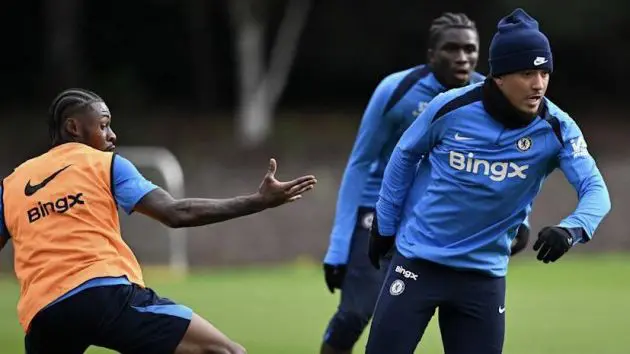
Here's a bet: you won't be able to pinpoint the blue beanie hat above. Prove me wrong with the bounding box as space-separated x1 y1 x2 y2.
489 8 552 76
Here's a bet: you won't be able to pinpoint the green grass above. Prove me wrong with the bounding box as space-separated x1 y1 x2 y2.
0 254 628 353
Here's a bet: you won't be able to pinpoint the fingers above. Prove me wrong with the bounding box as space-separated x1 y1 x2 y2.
285 184 316 203
536 244 550 261
283 176 317 203
532 237 543 251
325 277 335 293
288 179 316 195
535 227 571 263
546 249 563 263
536 237 569 263
294 185 315 196
324 270 335 293
282 175 317 186
287 195 302 202
286 188 314 202
534 234 546 251
266 158 277 177
265 159 315 185
260 158 318 205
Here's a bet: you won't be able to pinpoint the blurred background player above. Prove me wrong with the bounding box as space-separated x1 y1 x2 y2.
318 12 534 354
366 8 611 354
0 88 317 354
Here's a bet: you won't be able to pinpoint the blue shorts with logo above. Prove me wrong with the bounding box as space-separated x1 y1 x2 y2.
25 277 192 354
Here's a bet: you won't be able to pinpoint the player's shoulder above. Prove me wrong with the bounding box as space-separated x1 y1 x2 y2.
377 65 430 91
422 81 485 122
8 150 56 178
22 144 112 171
470 71 486 83
69 144 116 169
111 153 147 182
112 153 135 170
11 155 39 173
541 98 582 140
539 98 590 152
5 144 115 186
377 65 433 114
543 98 575 125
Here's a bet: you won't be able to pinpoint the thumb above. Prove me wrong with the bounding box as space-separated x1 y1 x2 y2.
267 158 277 177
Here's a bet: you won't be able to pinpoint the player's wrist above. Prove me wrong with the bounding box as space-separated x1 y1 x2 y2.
553 226 573 246
246 192 270 211
557 226 587 246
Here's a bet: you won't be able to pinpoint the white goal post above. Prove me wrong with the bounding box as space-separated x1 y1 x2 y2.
116 146 188 274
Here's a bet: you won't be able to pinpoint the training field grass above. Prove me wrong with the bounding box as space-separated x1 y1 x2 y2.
0 253 628 353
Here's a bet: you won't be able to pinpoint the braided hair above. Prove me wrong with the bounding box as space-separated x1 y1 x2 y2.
48 88 104 146
427 12 477 49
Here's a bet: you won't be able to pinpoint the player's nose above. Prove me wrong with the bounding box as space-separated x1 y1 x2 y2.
107 129 117 144
530 72 545 90
454 49 468 64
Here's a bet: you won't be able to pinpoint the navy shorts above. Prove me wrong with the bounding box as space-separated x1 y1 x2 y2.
366 251 506 354
323 207 390 349
25 283 192 354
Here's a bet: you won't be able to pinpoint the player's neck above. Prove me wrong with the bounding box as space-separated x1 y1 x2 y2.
50 139 85 151
482 78 541 129
431 70 467 91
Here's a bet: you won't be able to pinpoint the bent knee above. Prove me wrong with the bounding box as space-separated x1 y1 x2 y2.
335 309 372 329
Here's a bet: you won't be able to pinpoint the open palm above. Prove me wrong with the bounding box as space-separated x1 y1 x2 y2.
257 158 317 208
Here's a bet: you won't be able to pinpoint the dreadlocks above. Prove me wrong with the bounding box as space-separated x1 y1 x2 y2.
428 12 477 49
48 88 103 146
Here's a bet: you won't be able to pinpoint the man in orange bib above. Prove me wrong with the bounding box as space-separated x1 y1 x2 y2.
0 88 317 354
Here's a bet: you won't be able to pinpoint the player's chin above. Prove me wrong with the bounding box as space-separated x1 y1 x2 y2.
520 99 541 115
450 71 470 87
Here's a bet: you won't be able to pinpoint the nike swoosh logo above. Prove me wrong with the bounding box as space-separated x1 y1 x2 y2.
454 133 473 141
499 306 506 314
534 57 548 66
24 165 72 197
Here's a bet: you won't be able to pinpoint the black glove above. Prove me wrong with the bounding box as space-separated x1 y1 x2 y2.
533 226 573 263
510 224 530 256
368 216 395 270
323 264 347 293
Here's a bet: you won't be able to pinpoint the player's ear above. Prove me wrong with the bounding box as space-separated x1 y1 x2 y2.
64 117 81 139
427 48 435 66
492 76 504 88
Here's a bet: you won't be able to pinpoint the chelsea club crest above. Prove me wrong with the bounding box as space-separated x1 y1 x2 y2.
516 137 532 152
412 101 429 117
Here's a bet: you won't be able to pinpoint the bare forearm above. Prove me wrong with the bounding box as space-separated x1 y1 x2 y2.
170 194 267 227
134 165 316 228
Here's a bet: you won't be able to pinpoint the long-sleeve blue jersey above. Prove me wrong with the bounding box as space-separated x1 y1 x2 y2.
324 66 485 265
377 81 611 277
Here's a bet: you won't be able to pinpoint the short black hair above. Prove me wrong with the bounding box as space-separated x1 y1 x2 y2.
48 88 103 145
428 12 477 49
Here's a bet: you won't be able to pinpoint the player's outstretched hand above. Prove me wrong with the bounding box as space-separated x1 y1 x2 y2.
533 226 573 263
256 158 317 208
